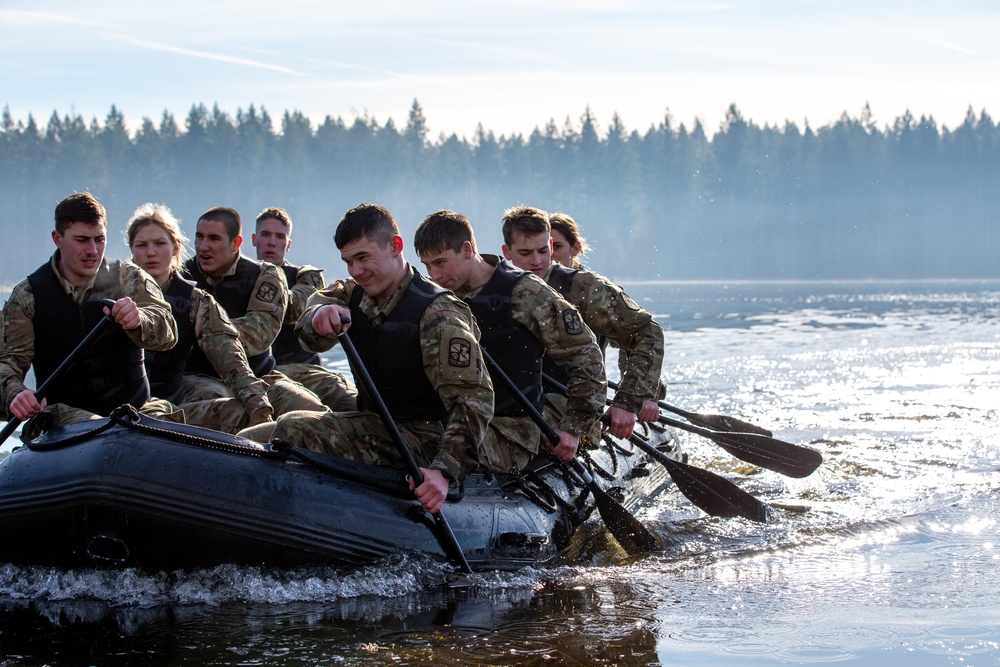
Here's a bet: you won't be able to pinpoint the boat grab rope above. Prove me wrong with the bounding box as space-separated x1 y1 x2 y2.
25 404 285 460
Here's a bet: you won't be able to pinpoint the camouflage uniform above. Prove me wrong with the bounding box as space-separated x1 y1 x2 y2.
155 282 272 433
460 255 606 474
542 264 665 414
0 255 178 428
182 255 326 418
241 265 493 484
274 263 358 412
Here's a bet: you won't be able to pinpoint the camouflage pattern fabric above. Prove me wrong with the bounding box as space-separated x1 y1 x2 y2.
286 265 493 484
276 362 357 412
179 370 324 433
0 256 176 421
457 256 606 474
542 264 665 414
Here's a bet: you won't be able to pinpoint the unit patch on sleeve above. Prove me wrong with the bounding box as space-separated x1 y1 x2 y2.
563 310 584 335
448 338 472 367
255 282 279 303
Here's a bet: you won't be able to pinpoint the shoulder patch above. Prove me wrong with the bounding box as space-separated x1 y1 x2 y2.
448 338 472 367
563 309 584 335
255 282 279 303
145 278 161 298
621 291 641 311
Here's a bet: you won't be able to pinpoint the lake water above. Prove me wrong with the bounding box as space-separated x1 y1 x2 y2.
1 279 998 665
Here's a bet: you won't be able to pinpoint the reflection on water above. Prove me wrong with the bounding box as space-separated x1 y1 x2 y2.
2 280 1000 665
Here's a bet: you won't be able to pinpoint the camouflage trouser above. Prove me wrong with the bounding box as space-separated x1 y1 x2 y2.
477 416 540 475
178 371 327 433
275 363 358 412
237 409 442 470
542 392 602 448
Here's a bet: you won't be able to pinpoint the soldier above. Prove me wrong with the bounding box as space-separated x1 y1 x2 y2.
125 203 273 432
238 203 494 515
251 207 357 411
414 210 607 473
1 192 178 429
549 212 589 268
501 206 665 439
181 206 326 418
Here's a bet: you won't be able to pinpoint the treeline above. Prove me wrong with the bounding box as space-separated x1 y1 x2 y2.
1 100 998 283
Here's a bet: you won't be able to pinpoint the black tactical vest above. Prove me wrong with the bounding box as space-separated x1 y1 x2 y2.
466 260 544 416
347 272 448 422
183 255 276 377
144 275 197 403
27 259 149 414
272 263 321 365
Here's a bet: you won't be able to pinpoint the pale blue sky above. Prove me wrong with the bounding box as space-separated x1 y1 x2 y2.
1 1 997 139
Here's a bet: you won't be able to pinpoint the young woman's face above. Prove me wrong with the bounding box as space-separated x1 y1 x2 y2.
131 223 177 286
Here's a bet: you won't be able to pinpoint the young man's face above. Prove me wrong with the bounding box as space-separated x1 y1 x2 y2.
340 234 405 303
52 221 107 287
502 231 552 277
195 218 241 278
252 217 291 265
418 242 474 292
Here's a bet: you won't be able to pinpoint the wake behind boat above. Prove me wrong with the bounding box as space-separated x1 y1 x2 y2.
0 407 682 571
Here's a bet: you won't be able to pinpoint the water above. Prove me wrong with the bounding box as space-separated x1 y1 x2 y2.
2 279 998 665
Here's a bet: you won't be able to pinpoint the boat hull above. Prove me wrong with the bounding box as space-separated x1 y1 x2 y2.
0 414 680 571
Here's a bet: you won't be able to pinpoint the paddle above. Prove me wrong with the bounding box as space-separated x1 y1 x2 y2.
607 379 822 478
607 378 773 436
545 375 771 523
0 298 118 447
480 349 659 556
336 323 473 574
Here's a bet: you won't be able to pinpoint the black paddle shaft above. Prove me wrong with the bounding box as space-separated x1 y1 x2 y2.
0 299 117 446
479 348 659 556
336 323 473 574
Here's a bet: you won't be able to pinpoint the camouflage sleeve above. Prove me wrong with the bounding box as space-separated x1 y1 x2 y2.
119 260 178 351
294 279 352 353
420 295 494 484
234 263 287 356
512 275 607 437
285 265 325 325
0 281 35 416
190 290 269 406
570 270 664 413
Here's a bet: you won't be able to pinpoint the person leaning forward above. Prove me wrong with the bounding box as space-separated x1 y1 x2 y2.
180 205 327 421
251 206 358 411
414 210 607 474
238 203 494 515
501 206 666 440
0 192 178 429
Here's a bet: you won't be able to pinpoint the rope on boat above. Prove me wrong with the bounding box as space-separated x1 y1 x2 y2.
26 405 285 460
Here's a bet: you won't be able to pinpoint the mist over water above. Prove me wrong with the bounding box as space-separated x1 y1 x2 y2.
1 280 998 665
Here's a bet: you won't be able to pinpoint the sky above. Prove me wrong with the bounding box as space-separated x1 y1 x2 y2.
1 1 998 140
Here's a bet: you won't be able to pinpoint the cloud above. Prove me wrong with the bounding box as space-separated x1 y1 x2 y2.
110 34 306 76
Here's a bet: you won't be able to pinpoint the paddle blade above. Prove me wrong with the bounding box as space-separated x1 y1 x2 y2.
684 412 773 437
663 456 771 523
710 432 823 478
593 488 660 556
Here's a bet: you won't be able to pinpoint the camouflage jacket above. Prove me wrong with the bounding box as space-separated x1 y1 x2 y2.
462 255 606 445
543 264 665 413
283 264 325 325
187 285 270 407
1 255 176 416
296 264 494 483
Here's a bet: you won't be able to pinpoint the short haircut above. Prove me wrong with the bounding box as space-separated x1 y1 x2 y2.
256 207 293 234
414 210 477 256
334 203 398 250
124 202 190 274
198 206 242 241
54 192 106 234
501 205 550 246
